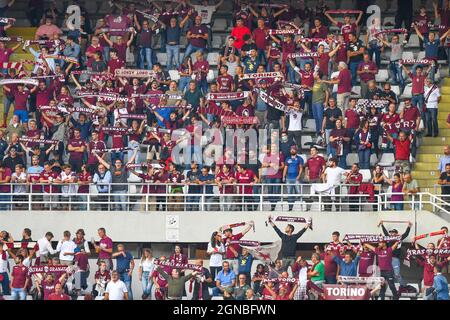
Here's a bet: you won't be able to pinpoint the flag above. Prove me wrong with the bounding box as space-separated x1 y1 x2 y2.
241 241 281 263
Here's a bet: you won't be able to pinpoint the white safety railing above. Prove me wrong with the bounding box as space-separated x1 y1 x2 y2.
0 183 448 213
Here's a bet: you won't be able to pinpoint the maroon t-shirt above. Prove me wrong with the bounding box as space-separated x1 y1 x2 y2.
40 170 58 193
224 233 244 259
11 265 28 288
36 86 54 107
252 27 268 50
48 293 71 300
316 53 330 76
77 172 91 193
409 73 427 95
188 24 208 48
374 247 394 271
305 155 326 180
68 138 85 161
235 170 256 194
393 139 411 161
216 75 234 92
43 279 59 300
403 106 420 122
300 70 314 89
336 22 357 43
337 69 352 93
216 171 235 194
98 236 113 260
0 167 11 193
12 89 30 110
358 61 377 83
108 58 125 75
345 108 360 129
358 251 375 276
281 41 296 63
113 43 127 62
193 60 209 80
88 140 106 165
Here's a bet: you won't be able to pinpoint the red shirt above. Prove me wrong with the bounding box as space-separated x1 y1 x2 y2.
336 22 357 43
409 73 427 95
193 60 210 80
281 41 296 63
111 133 125 149
300 70 314 89
235 169 256 194
108 58 125 74
43 279 59 300
305 155 326 180
374 247 393 271
86 45 103 68
393 139 411 161
98 236 113 260
382 112 400 134
36 86 54 108
231 26 252 49
224 232 244 259
252 27 268 50
0 167 11 193
402 106 420 122
416 258 435 286
12 89 30 110
87 140 106 165
0 48 12 64
11 264 28 288
337 69 352 94
357 61 377 83
77 172 91 193
216 171 235 194
113 43 127 62
345 108 360 129
68 138 85 161
216 75 234 92
316 53 330 76
358 251 375 276
40 170 58 193
48 293 71 300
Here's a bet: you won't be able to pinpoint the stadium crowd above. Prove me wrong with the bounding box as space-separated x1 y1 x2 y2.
0 0 446 211
1 222 450 300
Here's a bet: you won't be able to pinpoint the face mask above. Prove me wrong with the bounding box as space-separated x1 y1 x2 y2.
281 136 288 142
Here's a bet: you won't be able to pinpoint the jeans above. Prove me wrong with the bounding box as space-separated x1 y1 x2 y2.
331 146 348 169
0 272 10 295
391 202 404 211
285 63 296 83
112 190 127 211
0 194 11 210
11 287 26 300
187 194 200 211
425 108 438 136
141 271 153 297
197 79 208 95
368 42 381 68
392 257 406 287
119 272 133 300
183 44 205 61
166 45 180 70
312 102 324 135
301 91 313 118
389 61 405 90
3 95 13 121
178 76 191 93
138 47 153 70
286 178 301 210
263 178 281 208
411 94 425 119
358 148 371 169
349 61 359 87
379 270 399 300
325 129 332 158
257 49 268 68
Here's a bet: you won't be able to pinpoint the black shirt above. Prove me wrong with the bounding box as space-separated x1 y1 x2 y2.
192 267 212 300
347 40 365 63
324 107 343 130
381 225 411 259
241 43 257 53
267 105 283 122
440 172 450 195
365 88 383 100
272 225 307 258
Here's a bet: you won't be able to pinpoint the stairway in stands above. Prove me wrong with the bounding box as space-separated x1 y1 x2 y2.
413 77 450 193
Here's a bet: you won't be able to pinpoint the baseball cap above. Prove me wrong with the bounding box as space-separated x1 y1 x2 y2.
389 229 398 233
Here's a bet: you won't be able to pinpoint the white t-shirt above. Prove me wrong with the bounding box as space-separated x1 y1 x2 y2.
288 110 303 131
12 172 27 193
193 5 216 24
207 242 225 267
139 258 155 273
56 240 77 262
106 279 128 300
424 85 441 109
324 166 345 186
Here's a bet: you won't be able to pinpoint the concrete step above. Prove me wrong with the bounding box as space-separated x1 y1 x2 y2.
7 27 37 38
416 153 442 163
438 112 450 120
10 53 34 61
413 178 440 189
419 145 449 153
441 87 450 95
422 136 450 145
414 162 441 171
437 103 450 112
411 170 440 180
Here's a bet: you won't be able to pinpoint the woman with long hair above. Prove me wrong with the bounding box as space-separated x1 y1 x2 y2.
138 248 155 300
207 231 225 279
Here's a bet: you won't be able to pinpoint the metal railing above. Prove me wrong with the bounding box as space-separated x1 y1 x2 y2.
0 183 448 213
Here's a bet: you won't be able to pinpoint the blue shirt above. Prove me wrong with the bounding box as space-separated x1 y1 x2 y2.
285 155 304 180
433 273 449 300
424 36 440 59
215 269 236 287
157 108 174 127
438 155 450 172
70 118 92 141
166 25 181 45
198 173 215 194
237 254 253 274
116 251 133 273
333 256 360 277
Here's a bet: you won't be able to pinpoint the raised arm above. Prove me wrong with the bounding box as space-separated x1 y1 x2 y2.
324 11 338 26
94 151 111 170
355 10 363 25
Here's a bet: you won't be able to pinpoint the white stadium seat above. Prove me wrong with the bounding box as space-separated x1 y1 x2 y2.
407 34 420 48
391 85 400 96
212 19 227 32
351 86 361 97
360 169 372 182
346 153 359 167
207 52 220 66
375 69 389 82
401 84 412 99
378 153 395 167
370 154 378 167
304 119 316 132
301 135 312 150
156 53 167 66
168 70 180 81
402 51 414 61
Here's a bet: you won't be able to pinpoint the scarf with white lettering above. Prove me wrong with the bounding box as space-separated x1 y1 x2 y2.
272 216 312 229
240 72 284 81
0 78 38 86
28 265 77 275
258 89 292 114
198 104 235 117
154 259 203 272
221 221 254 232
42 54 79 66
221 116 258 125
400 58 434 65
343 234 401 243
0 36 22 42
406 248 450 260
115 68 156 78
131 93 183 100
118 114 147 120
325 9 362 14
18 137 59 145
206 91 250 101
268 29 303 35
287 52 320 59
94 147 133 153
228 240 261 247
373 29 408 37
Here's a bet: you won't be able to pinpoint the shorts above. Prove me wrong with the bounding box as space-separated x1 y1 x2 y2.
14 109 28 123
